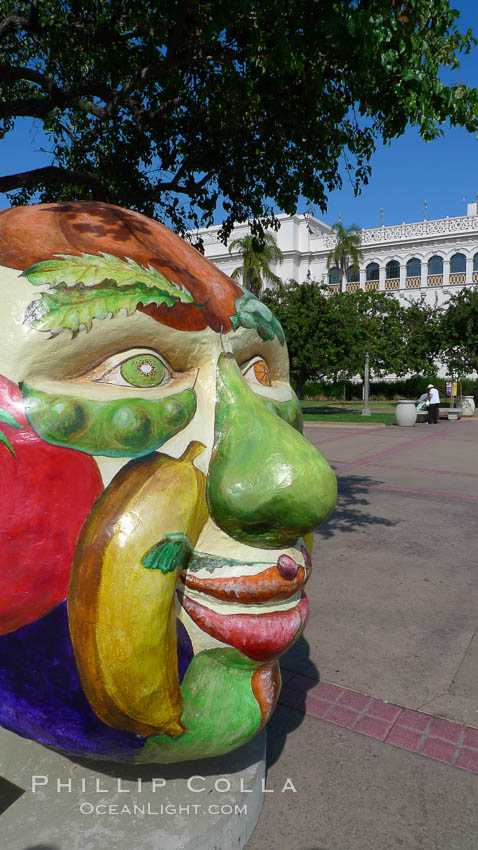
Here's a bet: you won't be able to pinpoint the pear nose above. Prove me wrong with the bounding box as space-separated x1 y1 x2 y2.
206 354 337 549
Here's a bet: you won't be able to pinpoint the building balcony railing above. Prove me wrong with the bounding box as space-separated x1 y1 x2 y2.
365 279 379 291
324 214 478 249
449 272 466 284
323 273 473 294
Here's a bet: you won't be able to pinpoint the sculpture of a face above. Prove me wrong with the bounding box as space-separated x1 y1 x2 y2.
0 202 336 763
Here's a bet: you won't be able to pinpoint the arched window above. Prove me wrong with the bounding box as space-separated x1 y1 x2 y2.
474 253 478 272
347 264 359 282
386 260 400 279
366 262 379 281
407 258 421 277
328 266 341 285
428 256 443 275
450 253 466 273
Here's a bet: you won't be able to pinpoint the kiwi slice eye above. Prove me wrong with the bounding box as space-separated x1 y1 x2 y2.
120 354 166 388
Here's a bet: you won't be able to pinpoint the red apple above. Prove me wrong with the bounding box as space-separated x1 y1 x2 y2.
0 375 103 634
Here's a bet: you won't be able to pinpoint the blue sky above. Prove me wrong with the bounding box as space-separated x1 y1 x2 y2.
1 0 477 230
317 0 478 229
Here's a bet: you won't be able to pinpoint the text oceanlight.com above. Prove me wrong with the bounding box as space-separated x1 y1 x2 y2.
79 802 248 816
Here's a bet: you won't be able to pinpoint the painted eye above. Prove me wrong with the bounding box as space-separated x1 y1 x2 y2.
243 358 272 388
119 354 167 387
93 352 171 388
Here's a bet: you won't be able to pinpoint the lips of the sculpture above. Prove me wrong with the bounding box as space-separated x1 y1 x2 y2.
177 590 309 662
180 560 309 604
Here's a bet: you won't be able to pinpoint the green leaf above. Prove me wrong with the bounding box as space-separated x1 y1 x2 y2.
230 286 285 345
22 253 193 303
25 279 193 337
0 409 25 429
0 431 15 457
141 533 193 573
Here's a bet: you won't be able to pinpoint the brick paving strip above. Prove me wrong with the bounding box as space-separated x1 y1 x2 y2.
278 670 478 775
326 433 442 470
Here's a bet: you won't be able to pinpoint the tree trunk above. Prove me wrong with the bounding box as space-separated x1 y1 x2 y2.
294 374 307 399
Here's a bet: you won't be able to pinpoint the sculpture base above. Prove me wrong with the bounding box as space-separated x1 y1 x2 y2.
0 726 265 850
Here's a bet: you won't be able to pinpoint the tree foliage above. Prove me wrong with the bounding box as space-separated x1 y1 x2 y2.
262 281 419 395
326 222 363 292
229 232 283 298
1 0 477 238
440 288 478 376
399 294 443 374
263 281 348 396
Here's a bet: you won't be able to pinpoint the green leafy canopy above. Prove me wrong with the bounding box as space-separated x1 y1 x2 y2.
439 288 478 376
23 253 193 337
262 282 443 396
1 1 477 240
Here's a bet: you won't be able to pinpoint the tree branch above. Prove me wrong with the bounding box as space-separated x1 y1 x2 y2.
1 66 117 113
0 1 41 40
122 5 191 96
0 64 116 103
153 168 216 196
0 165 107 197
123 41 244 96
0 93 109 121
0 97 54 120
0 15 28 40
0 163 216 206
0 63 62 95
0 63 187 124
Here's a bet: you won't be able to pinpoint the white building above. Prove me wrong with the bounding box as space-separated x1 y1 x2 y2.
196 204 478 306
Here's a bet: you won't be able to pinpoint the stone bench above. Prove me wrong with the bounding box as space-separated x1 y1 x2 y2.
416 408 461 422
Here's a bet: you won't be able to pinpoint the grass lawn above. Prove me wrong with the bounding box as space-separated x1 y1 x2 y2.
301 401 396 425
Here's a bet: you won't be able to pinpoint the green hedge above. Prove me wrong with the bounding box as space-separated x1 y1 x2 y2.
301 376 478 401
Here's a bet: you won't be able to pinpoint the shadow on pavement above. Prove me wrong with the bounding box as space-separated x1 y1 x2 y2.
266 637 318 769
280 635 319 682
70 733 262 781
0 776 25 815
23 846 59 850
316 474 397 538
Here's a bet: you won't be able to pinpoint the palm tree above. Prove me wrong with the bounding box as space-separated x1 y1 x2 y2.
228 232 283 298
326 222 363 293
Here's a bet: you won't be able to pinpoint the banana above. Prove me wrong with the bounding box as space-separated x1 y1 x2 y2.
68 441 208 738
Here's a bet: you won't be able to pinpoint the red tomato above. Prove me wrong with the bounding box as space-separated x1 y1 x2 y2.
0 376 103 634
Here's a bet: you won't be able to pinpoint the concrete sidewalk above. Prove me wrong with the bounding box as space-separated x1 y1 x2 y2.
246 416 478 850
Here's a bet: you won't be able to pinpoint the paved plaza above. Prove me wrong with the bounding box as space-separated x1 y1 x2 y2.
246 416 478 850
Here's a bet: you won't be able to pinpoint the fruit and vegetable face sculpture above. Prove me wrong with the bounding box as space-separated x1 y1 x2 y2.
0 202 337 763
